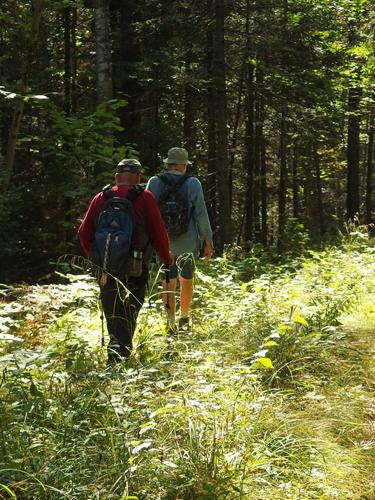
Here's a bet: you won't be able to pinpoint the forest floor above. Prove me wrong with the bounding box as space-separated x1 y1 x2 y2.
0 241 375 499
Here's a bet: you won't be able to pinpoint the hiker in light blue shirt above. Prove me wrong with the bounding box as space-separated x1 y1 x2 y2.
146 147 213 333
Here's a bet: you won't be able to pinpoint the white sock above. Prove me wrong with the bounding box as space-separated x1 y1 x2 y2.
180 312 189 319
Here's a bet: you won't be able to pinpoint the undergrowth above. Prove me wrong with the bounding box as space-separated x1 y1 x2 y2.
0 238 374 499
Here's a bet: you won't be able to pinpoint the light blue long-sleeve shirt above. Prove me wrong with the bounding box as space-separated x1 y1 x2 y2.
146 171 213 256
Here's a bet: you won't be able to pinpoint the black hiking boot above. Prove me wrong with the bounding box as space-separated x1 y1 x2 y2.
107 343 130 366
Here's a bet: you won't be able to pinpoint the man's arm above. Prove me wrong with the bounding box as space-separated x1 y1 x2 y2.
77 193 102 256
146 176 162 200
190 179 214 256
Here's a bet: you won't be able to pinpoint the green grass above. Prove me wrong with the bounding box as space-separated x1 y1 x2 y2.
0 241 374 499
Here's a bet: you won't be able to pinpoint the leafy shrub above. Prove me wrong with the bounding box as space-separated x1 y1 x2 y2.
242 245 374 385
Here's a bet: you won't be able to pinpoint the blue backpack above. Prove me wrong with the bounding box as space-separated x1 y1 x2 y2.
90 185 144 280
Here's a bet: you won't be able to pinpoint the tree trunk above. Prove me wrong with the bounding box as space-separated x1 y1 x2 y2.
253 66 263 241
277 0 289 249
346 12 362 223
93 0 113 177
112 1 141 146
260 135 267 245
3 0 45 192
94 0 112 103
346 86 362 221
366 102 374 232
244 62 255 244
206 0 217 233
243 0 254 244
304 159 313 225
212 0 232 247
63 7 72 115
278 110 287 250
313 143 324 238
151 88 161 172
229 64 245 213
63 6 73 242
71 7 78 114
184 51 196 152
292 143 299 218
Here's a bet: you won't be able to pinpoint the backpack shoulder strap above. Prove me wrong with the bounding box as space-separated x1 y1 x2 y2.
101 184 144 203
157 174 173 186
127 184 145 202
176 174 190 187
102 184 114 199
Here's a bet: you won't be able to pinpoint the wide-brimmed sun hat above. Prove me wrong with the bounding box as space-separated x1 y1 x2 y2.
163 147 192 165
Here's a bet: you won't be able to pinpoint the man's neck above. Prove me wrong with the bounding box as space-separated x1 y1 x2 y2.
167 170 185 175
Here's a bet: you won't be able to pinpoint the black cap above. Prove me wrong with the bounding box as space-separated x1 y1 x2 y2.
116 158 141 174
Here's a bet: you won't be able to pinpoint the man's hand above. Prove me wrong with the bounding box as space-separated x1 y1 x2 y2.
201 239 213 262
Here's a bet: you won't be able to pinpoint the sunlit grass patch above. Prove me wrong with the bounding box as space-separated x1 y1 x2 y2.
1 241 374 498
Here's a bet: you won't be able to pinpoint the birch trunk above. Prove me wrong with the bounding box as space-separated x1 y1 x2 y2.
94 0 112 103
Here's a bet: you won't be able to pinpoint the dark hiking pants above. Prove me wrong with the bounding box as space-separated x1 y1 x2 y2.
100 269 148 360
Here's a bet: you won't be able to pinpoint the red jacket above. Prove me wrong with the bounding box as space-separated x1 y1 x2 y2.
78 185 172 266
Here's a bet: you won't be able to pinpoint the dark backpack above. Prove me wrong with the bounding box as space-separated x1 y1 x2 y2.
90 185 144 279
157 174 191 237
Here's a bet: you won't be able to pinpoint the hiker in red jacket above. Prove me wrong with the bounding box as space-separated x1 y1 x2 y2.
78 159 172 363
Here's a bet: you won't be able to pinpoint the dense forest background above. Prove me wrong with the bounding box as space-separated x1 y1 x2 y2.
0 0 374 283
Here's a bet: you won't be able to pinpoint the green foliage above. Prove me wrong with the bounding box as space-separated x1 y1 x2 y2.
283 217 311 254
0 241 375 497
242 243 374 385
1 0 374 281
42 99 129 183
195 236 374 389
0 98 137 283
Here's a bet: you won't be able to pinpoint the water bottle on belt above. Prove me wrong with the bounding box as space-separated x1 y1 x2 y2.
127 249 143 277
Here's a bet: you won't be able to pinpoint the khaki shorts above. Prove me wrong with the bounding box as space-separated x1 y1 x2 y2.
162 253 195 280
